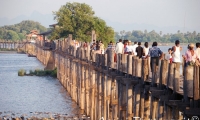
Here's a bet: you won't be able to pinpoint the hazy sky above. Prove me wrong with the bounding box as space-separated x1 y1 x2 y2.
0 0 200 33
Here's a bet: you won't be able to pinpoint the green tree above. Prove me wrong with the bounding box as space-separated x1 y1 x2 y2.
93 17 114 44
18 33 25 40
6 30 20 40
53 2 95 41
52 2 114 45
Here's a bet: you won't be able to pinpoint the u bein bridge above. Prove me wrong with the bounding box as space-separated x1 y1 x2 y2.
0 40 36 55
1 35 200 120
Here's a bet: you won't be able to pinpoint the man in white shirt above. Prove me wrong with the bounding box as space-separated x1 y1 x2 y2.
132 41 138 56
115 39 124 54
196 42 200 62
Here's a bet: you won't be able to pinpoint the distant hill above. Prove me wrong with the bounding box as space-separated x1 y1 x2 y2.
0 20 47 41
0 11 55 28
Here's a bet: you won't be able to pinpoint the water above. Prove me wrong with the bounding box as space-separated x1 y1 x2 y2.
159 45 188 56
0 52 80 118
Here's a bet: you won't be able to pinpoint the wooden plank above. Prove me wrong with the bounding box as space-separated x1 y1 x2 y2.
165 100 182 106
184 108 200 116
151 90 165 98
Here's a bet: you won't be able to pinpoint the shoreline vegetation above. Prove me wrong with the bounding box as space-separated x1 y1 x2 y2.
18 68 57 78
0 48 17 51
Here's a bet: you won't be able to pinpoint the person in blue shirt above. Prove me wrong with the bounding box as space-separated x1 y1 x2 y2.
148 42 163 71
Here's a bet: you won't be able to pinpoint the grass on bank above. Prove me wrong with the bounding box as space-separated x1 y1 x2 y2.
0 48 17 51
18 68 57 78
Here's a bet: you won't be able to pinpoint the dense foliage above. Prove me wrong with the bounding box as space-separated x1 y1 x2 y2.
52 2 114 45
115 30 200 43
0 20 47 41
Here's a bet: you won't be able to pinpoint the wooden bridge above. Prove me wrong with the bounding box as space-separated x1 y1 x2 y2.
3 36 200 119
0 40 37 56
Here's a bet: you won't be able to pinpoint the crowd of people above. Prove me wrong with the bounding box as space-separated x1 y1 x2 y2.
89 39 200 69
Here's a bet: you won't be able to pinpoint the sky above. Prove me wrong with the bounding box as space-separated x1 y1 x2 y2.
0 0 200 33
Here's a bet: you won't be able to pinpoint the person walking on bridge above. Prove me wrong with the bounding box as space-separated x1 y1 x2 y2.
115 39 124 54
132 41 138 56
148 42 163 71
172 40 182 63
171 40 182 75
136 42 143 58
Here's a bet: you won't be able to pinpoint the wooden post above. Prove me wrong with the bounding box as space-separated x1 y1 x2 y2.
111 78 118 119
127 55 133 76
173 63 180 93
152 97 158 120
117 53 121 72
106 76 112 119
122 54 125 73
85 65 90 116
118 54 122 72
144 88 151 119
94 70 98 120
193 65 199 107
91 69 96 120
107 49 115 69
103 73 107 119
98 72 103 119
123 54 128 73
142 59 149 82
167 63 174 89
167 106 172 120
160 60 169 86
136 58 142 79
184 66 194 102
80 64 85 113
158 100 164 120
73 61 77 101
135 84 141 119
151 58 157 87
159 60 164 89
117 78 122 120
126 81 133 120
132 56 136 77
121 83 127 119
104 54 107 69
140 89 145 119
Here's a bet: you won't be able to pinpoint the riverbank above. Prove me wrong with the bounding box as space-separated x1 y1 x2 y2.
0 51 17 53
0 111 89 120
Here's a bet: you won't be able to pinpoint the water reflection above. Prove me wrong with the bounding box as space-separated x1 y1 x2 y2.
0 53 80 118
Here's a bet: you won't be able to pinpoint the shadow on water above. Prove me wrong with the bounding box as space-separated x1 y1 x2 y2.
0 53 82 118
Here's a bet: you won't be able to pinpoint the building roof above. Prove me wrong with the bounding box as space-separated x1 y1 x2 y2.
37 30 52 35
49 23 58 28
30 30 39 33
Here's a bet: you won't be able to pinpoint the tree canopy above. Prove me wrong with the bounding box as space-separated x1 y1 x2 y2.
51 2 114 45
0 20 47 41
115 30 200 43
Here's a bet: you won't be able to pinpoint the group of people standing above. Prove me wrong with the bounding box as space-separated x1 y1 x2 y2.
90 40 105 54
164 40 200 67
89 39 200 68
115 39 200 70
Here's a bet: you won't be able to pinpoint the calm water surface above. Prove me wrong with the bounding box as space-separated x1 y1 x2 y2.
0 53 80 118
